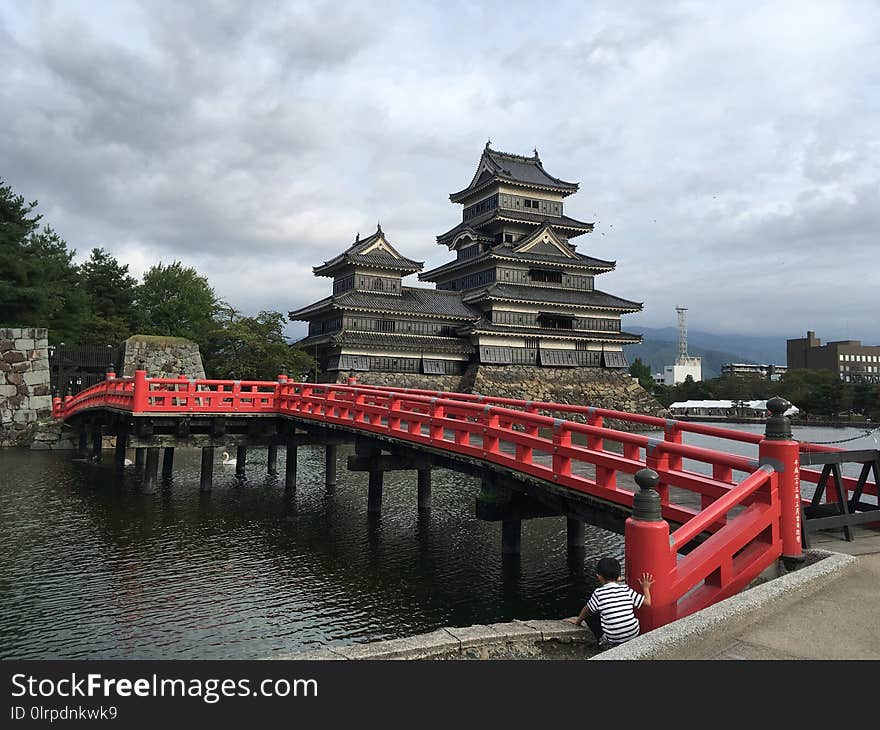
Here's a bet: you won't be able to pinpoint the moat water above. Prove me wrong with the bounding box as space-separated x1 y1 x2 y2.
1 422 876 659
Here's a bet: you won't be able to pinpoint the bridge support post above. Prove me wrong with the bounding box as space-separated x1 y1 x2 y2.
143 447 160 492
235 446 247 478
325 444 337 488
162 448 174 479
114 430 129 476
91 426 103 463
759 397 805 569
285 441 297 490
417 468 431 511
625 469 676 632
267 445 278 475
368 469 384 514
134 448 145 471
200 447 214 492
501 518 521 555
566 518 585 549
78 425 89 459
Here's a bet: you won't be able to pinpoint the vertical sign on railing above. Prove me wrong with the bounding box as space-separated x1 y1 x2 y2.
758 397 804 569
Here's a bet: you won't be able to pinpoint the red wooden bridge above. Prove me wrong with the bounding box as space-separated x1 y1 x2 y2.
53 370 879 632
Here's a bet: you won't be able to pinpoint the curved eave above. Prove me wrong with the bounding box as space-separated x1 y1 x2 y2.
492 214 593 234
333 304 479 322
313 261 422 277
449 177 579 204
289 297 335 320
468 329 641 344
462 293 643 313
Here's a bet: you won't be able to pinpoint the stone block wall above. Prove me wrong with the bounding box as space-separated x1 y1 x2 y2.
331 364 667 425
121 335 206 378
0 327 52 446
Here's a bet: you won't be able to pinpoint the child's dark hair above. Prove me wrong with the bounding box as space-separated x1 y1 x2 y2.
596 557 621 581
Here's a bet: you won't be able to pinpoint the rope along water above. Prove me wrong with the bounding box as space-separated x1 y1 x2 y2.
798 425 880 446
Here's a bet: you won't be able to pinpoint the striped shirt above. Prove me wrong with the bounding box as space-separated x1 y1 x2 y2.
586 581 645 645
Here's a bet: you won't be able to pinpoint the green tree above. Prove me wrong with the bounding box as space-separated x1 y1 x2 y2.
79 247 140 344
629 357 654 390
202 310 314 380
0 180 90 342
137 261 220 342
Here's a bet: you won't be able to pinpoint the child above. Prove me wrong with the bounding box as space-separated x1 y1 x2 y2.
565 557 653 648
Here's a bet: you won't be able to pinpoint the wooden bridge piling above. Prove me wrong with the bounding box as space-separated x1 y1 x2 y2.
235 446 247 478
285 440 297 490
325 444 337 487
114 430 129 476
162 448 174 479
134 448 145 471
267 445 278 475
501 518 522 555
200 447 213 492
143 447 160 491
566 518 585 549
417 468 432 511
91 426 103 463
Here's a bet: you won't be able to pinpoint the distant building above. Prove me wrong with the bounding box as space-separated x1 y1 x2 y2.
655 305 702 385
787 330 880 383
721 363 787 381
659 360 702 386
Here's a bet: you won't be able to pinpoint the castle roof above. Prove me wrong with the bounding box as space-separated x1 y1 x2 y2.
450 143 579 203
289 286 481 321
313 225 424 277
461 283 642 312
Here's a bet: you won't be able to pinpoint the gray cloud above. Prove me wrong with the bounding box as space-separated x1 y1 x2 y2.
1 0 878 344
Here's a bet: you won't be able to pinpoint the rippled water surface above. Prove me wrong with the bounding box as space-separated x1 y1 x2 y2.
1 421 875 659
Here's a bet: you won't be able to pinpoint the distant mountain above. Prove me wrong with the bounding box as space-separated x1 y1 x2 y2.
628 326 787 367
624 338 754 379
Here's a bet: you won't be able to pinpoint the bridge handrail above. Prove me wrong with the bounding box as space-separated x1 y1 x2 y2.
339 383 873 499
52 374 876 504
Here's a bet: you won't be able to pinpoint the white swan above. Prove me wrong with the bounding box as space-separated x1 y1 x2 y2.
221 450 237 466
124 458 133 466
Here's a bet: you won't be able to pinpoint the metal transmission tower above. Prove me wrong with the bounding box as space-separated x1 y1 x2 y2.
676 305 689 365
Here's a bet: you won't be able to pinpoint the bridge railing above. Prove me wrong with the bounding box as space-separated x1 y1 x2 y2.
53 374 837 631
347 383 877 519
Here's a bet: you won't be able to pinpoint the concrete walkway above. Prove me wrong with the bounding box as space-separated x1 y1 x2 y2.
597 526 880 660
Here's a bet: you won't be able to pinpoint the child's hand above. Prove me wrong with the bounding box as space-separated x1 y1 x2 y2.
564 617 583 626
638 572 654 588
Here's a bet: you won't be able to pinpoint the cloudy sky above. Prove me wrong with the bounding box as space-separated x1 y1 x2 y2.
2 0 878 343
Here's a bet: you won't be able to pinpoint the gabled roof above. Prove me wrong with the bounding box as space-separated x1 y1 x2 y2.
436 209 593 246
450 143 579 203
419 243 615 282
289 286 482 322
313 224 424 277
461 283 642 312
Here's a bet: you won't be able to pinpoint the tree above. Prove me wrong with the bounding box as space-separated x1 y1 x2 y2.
79 248 140 344
202 310 314 380
629 357 654 390
0 180 90 342
137 261 220 342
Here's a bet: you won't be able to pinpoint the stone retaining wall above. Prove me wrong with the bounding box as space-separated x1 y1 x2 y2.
332 364 667 426
272 620 595 660
0 327 52 446
122 335 206 378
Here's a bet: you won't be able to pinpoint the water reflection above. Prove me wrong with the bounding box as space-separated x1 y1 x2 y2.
1 422 872 659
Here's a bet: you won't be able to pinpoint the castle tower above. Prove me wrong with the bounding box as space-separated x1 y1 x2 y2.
419 143 642 367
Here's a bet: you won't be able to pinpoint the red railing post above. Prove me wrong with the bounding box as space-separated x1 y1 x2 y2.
552 420 572 478
759 397 804 568
625 468 676 632
52 397 62 418
132 369 149 412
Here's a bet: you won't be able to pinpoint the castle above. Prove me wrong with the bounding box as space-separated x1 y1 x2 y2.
290 143 643 382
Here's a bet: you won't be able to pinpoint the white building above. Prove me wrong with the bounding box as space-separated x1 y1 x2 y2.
660 357 702 386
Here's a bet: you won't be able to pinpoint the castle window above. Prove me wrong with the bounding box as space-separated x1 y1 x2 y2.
379 320 396 333
530 269 563 283
524 337 539 349
504 233 514 243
